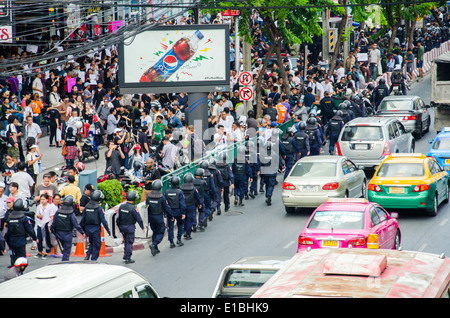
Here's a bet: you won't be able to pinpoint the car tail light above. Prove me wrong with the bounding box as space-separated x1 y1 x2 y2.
282 182 296 190
412 184 430 192
336 141 342 156
382 141 391 156
368 184 382 192
322 182 339 190
402 115 417 121
367 234 379 249
298 236 314 245
348 236 367 247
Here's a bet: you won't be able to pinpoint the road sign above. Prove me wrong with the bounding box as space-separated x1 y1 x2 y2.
239 71 253 86
239 86 253 101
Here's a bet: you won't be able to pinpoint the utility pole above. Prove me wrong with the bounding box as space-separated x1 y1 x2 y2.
235 17 240 73
243 39 252 115
322 8 330 63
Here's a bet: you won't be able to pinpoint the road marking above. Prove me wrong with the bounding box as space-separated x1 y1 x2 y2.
418 243 428 252
284 241 295 249
439 218 448 227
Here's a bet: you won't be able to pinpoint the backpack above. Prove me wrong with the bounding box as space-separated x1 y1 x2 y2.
266 107 277 122
305 128 317 145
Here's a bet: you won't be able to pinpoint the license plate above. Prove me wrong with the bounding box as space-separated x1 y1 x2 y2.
322 240 339 247
354 144 368 150
301 185 317 192
389 187 405 194
445 159 450 165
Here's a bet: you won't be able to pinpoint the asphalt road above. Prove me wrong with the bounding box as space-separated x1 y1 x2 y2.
1 74 449 299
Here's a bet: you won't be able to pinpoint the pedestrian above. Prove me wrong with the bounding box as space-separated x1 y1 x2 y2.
140 158 161 202
5 115 20 163
4 198 38 267
59 175 82 206
80 190 111 261
3 257 28 281
180 173 203 241
146 179 172 256
165 176 186 248
50 195 84 261
62 127 82 167
232 146 252 207
2 154 17 196
192 168 208 232
293 121 310 160
326 110 345 155
117 190 144 264
10 162 34 200
280 126 300 179
34 193 55 259
79 183 94 214
199 160 216 221
104 140 125 179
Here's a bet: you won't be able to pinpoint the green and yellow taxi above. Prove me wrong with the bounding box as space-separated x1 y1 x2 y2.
367 153 450 216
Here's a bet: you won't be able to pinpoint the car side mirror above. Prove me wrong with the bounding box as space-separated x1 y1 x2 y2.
428 139 434 144
405 128 413 133
390 212 399 219
358 165 365 170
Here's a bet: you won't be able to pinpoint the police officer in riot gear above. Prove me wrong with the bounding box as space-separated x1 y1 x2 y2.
246 141 258 198
146 179 172 256
5 198 38 267
51 195 85 261
280 126 300 179
232 146 252 207
166 176 186 247
259 141 279 206
372 78 390 110
80 190 111 261
326 110 345 155
200 160 216 222
305 117 323 156
117 190 144 263
293 121 310 159
180 173 203 241
208 158 224 215
216 153 233 212
193 168 207 232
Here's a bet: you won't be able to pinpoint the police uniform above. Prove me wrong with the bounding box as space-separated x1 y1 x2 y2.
245 142 258 199
180 174 203 240
280 128 300 179
5 199 38 267
326 112 344 155
200 161 216 222
51 196 85 261
293 123 310 160
216 155 232 212
258 142 279 206
146 180 172 256
193 169 207 232
165 177 186 247
208 159 224 214
305 118 323 156
80 191 111 261
232 146 252 207
117 192 144 263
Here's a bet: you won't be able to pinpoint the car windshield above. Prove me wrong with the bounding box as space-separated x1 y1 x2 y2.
290 162 336 177
376 163 425 177
379 100 414 111
307 211 365 230
432 138 450 150
341 126 383 141
222 269 278 290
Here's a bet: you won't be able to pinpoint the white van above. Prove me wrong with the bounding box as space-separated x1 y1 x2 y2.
212 256 290 298
0 262 160 298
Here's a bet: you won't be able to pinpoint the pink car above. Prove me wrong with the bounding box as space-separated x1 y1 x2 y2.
297 199 401 252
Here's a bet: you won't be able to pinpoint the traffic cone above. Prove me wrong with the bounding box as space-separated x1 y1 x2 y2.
72 232 86 257
99 226 111 257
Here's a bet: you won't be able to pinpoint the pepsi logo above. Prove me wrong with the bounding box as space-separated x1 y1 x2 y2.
163 55 178 70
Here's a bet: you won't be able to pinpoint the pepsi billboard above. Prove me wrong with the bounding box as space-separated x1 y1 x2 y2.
118 25 230 94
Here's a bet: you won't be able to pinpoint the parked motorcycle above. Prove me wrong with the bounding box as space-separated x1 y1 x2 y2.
78 133 100 162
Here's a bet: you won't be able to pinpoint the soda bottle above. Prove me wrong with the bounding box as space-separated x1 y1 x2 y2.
140 30 204 83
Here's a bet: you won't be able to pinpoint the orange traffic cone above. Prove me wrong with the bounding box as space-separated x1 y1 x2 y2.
99 226 111 257
72 232 86 257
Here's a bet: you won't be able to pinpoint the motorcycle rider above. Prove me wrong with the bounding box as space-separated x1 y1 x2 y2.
389 64 407 96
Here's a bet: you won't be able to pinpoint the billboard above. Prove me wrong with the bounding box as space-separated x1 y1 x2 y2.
118 24 230 94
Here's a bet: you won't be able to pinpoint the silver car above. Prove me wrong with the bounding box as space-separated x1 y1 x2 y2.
281 155 367 212
375 95 431 138
336 117 415 170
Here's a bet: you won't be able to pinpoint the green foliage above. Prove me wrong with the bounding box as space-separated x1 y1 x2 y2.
97 179 123 209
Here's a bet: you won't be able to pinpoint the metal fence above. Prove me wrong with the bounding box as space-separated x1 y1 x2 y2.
160 118 294 192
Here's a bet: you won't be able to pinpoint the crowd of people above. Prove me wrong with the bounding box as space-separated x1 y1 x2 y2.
0 8 449 271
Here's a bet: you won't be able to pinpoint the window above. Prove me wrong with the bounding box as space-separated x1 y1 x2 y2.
396 122 406 135
117 290 133 298
376 163 425 177
375 206 388 222
342 161 350 175
307 211 365 230
136 284 158 298
388 124 396 140
370 208 381 226
341 126 383 141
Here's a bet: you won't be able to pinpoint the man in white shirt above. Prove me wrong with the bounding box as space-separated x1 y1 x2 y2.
161 136 177 170
32 73 44 99
217 108 234 133
321 77 334 95
10 162 35 199
229 121 243 144
213 125 230 150
24 115 42 142
369 43 381 81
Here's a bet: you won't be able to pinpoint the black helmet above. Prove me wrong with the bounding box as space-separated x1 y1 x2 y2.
62 195 74 206
152 179 162 191
200 160 209 170
218 152 227 162
379 78 386 85
194 167 204 177
91 190 105 202
339 103 347 110
13 198 24 211
335 110 344 117
306 117 316 125
297 121 306 130
367 83 374 90
170 175 180 187
126 190 138 202
183 173 194 184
